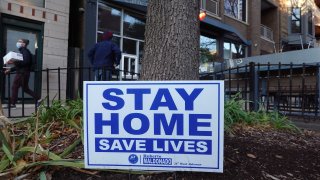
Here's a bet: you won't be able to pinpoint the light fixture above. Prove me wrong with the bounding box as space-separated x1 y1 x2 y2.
199 10 206 21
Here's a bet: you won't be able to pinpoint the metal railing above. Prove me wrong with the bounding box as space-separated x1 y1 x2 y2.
200 62 320 121
2 63 320 122
260 24 274 42
0 67 140 118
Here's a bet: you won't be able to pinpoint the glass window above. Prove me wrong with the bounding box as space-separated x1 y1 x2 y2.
223 42 231 59
123 11 145 39
200 0 219 17
6 29 37 54
224 0 246 22
224 42 245 59
112 36 121 47
16 0 44 7
97 2 146 76
123 38 137 55
199 35 218 73
231 43 245 59
291 8 301 33
98 5 121 35
200 35 217 62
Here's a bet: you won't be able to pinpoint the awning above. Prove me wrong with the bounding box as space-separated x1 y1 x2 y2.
202 17 251 46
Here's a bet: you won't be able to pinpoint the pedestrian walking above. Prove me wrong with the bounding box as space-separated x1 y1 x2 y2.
88 31 121 81
3 39 39 108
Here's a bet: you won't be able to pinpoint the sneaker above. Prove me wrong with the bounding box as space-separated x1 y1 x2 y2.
36 99 44 107
3 104 16 109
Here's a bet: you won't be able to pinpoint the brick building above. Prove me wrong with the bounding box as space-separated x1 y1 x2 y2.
68 0 320 77
0 0 70 101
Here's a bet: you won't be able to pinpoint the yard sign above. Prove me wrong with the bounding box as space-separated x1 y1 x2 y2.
83 81 224 172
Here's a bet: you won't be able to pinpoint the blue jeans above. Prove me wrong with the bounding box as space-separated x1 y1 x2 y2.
94 68 112 81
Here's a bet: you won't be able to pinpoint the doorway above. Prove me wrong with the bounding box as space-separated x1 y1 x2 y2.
1 15 44 103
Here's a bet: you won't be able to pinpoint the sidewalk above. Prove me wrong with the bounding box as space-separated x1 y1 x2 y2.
2 104 36 122
287 115 320 132
291 119 320 132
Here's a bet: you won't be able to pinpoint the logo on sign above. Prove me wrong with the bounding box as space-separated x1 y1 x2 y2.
128 154 138 164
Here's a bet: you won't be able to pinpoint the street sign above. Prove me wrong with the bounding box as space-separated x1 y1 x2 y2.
84 81 224 172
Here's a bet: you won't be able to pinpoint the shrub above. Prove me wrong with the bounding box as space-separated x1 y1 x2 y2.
224 94 300 133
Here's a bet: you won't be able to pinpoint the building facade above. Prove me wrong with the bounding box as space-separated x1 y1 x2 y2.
70 0 320 78
0 0 70 101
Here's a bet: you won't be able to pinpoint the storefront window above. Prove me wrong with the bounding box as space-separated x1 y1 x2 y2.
97 2 145 76
231 43 245 59
224 42 245 59
200 35 217 73
123 38 137 55
123 11 145 39
98 4 121 35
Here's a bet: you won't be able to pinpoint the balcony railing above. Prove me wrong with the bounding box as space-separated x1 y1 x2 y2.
200 0 219 17
260 24 274 42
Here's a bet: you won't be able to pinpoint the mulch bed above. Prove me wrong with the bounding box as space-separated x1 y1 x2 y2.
52 126 320 180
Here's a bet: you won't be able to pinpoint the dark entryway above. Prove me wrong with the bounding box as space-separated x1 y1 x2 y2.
0 14 44 103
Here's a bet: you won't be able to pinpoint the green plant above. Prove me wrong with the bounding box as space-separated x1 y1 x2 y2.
268 111 301 132
224 93 300 132
0 98 84 179
224 94 252 131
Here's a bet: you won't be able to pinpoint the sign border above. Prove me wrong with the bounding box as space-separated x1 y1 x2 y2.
84 81 223 171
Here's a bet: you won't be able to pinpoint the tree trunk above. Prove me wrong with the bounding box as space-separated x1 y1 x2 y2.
140 0 200 80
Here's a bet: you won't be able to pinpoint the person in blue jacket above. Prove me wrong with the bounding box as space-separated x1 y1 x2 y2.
88 31 121 81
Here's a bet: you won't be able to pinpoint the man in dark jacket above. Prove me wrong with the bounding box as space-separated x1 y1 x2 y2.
4 39 39 108
88 31 121 81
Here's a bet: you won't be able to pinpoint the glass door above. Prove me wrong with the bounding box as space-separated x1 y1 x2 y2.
121 54 139 80
1 15 43 103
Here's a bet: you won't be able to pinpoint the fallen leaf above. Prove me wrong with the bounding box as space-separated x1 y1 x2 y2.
265 173 280 180
287 173 293 177
247 153 257 159
227 158 236 164
138 175 146 180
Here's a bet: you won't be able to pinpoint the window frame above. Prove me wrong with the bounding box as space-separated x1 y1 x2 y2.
96 2 146 78
200 0 220 17
224 0 247 22
223 41 246 60
290 7 302 34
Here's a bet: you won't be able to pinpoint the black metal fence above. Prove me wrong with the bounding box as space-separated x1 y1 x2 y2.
1 63 320 121
0 67 139 118
200 62 320 121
